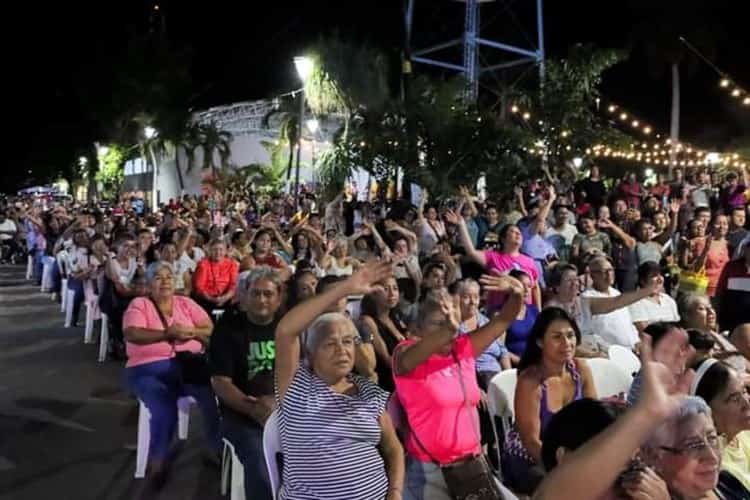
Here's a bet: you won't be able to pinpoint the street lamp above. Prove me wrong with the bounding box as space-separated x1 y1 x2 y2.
306 118 319 134
572 157 583 168
78 156 88 166
144 126 157 139
293 56 314 208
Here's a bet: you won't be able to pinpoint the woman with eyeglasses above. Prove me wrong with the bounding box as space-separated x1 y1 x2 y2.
690 359 750 496
641 396 747 500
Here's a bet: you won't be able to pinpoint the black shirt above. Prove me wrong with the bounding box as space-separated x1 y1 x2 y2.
577 178 607 207
209 308 279 418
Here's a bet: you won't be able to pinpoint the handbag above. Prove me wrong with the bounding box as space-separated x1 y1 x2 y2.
149 298 211 385
404 350 505 500
678 268 709 295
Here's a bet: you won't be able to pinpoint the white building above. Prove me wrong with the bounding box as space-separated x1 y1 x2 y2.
123 97 335 206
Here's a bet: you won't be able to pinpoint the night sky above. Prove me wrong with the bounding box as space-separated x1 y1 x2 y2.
5 0 749 192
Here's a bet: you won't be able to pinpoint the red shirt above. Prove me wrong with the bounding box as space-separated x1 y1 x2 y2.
193 258 239 297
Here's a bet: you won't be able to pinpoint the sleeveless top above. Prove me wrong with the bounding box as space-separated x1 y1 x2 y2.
278 366 389 500
326 257 354 277
503 360 584 463
112 257 136 286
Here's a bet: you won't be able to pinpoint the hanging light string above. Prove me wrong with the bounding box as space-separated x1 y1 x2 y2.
509 103 749 169
679 36 750 108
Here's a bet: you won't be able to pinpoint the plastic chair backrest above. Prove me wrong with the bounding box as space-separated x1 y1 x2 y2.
587 358 633 399
608 345 641 377
263 409 282 498
487 369 518 431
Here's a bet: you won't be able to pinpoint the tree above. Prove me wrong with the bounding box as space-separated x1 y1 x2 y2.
262 98 300 182
199 123 233 173
94 145 126 199
627 0 726 176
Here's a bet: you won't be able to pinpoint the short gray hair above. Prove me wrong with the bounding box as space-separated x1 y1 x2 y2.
147 261 175 283
305 312 358 355
454 278 480 296
642 396 712 450
678 293 708 318
236 266 283 309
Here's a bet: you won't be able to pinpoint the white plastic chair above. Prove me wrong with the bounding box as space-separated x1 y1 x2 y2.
587 358 633 399
64 288 76 328
211 309 225 323
83 294 100 344
40 257 55 293
221 438 246 500
134 396 195 479
56 251 69 313
608 345 641 377
98 313 109 362
263 409 282 498
486 369 518 473
26 254 33 280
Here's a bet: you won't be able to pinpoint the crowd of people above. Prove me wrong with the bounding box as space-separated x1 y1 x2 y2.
0 163 748 500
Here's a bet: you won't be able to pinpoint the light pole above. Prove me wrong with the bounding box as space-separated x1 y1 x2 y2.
306 118 319 186
143 127 159 211
293 56 313 209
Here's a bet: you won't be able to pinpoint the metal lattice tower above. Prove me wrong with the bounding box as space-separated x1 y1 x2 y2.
406 0 545 101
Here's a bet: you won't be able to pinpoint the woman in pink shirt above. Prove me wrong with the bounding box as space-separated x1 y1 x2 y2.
446 210 542 310
123 263 220 486
393 276 524 500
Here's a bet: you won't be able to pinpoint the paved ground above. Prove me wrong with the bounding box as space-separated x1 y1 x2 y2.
0 265 223 500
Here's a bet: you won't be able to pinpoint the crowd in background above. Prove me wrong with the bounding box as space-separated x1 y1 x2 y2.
0 164 748 500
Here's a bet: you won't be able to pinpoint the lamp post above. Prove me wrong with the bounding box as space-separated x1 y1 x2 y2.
293 56 313 209
306 118 319 186
143 127 159 211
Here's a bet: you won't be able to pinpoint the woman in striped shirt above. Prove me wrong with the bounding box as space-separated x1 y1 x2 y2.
275 261 405 500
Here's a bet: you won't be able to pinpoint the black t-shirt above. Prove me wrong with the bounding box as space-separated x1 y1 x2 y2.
577 178 607 207
209 308 279 417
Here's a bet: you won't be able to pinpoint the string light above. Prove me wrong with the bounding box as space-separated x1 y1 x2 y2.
716 75 749 110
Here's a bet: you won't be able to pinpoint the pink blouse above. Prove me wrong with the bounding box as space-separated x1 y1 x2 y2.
122 296 211 368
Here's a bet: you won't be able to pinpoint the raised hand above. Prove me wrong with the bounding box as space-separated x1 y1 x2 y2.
669 199 681 214
479 274 524 296
513 186 524 198
636 334 694 420
346 260 392 296
442 209 461 225
438 294 461 332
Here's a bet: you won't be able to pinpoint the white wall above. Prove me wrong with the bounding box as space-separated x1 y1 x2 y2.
152 132 322 202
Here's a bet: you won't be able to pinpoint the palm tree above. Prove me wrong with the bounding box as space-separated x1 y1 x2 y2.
262 99 300 183
199 123 233 173
627 0 723 176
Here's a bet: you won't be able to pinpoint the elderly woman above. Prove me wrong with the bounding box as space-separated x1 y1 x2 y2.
123 263 220 485
393 276 525 500
502 307 597 493
641 396 747 500
192 239 239 313
454 278 511 388
681 294 749 373
690 360 750 494
321 236 360 277
274 262 405 500
148 242 192 296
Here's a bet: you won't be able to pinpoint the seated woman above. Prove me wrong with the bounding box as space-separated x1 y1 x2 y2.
248 226 292 275
504 269 539 365
680 294 749 373
454 278 511 389
102 236 143 359
502 307 597 493
148 241 192 296
393 276 525 500
320 236 361 277
541 398 670 500
534 332 696 500
641 396 748 500
274 262 405 500
192 239 239 313
123 263 220 486
690 359 750 495
285 266 318 309
359 275 408 391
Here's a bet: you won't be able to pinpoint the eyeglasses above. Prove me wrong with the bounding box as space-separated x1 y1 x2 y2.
660 433 721 459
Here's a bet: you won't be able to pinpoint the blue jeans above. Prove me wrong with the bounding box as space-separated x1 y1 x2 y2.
126 359 221 462
221 413 273 500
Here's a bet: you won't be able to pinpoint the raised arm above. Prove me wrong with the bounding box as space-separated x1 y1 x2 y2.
469 275 525 355
588 277 659 315
599 218 635 249
274 261 392 400
514 186 528 218
533 186 556 235
386 221 419 254
443 209 486 267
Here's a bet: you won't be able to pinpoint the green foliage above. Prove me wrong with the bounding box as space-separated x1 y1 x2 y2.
199 123 233 172
95 144 126 198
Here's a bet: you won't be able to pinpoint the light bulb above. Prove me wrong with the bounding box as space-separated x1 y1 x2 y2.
720 79 730 88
